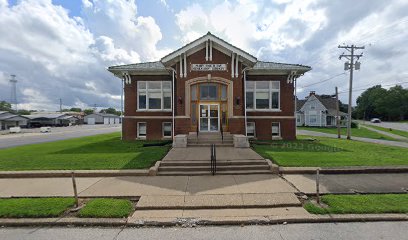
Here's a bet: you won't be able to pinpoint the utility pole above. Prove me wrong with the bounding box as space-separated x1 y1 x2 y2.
338 44 364 140
59 98 62 112
335 87 341 138
9 74 18 112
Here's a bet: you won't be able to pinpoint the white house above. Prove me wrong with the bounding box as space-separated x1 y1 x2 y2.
296 92 347 127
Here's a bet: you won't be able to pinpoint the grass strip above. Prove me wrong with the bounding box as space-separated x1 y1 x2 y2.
78 198 133 218
304 194 408 214
0 198 75 218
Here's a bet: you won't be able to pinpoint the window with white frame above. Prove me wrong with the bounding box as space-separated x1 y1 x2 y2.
246 122 255 137
309 115 317 123
137 122 146 138
137 81 172 110
162 122 172 138
271 122 280 137
246 81 280 110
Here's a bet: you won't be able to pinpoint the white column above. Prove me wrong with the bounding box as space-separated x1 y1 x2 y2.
244 70 247 136
209 40 213 61
235 54 239 78
205 40 208 61
231 52 235 78
172 69 175 139
179 55 183 78
183 53 187 78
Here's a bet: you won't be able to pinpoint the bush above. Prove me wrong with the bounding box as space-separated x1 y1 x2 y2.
351 121 359 128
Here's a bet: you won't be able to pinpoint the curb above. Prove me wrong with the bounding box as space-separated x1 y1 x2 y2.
279 166 408 174
0 170 149 178
0 214 407 227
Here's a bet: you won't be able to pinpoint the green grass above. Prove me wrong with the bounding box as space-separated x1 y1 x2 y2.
0 132 170 171
305 194 408 214
0 198 75 218
78 198 133 218
364 125 408 139
252 136 408 167
298 126 398 141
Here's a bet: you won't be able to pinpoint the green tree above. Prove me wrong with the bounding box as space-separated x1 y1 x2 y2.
0 101 12 112
355 85 387 120
16 109 31 115
83 109 94 115
100 108 120 116
69 107 82 112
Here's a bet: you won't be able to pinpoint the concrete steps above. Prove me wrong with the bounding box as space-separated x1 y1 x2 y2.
157 170 273 176
187 132 234 147
160 160 268 166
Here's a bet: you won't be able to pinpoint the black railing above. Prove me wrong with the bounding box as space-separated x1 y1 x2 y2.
220 123 224 143
196 124 199 143
210 144 217 175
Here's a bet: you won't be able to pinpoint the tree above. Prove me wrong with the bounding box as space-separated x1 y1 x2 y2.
16 109 31 115
100 107 120 116
69 107 82 112
355 85 386 120
83 109 94 115
0 101 12 112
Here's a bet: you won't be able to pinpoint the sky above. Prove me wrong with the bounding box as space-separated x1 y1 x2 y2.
0 0 407 111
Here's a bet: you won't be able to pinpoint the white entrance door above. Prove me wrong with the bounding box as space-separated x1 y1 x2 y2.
199 104 219 132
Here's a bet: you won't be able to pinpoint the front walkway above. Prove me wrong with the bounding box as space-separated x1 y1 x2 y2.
297 129 408 148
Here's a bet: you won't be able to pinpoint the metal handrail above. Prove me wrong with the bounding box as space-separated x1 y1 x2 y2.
220 121 224 143
196 124 199 143
210 144 216 175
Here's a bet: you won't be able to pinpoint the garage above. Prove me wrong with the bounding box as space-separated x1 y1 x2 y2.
103 118 109 125
87 118 95 125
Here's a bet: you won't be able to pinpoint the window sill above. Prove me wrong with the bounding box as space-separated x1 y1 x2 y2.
136 110 172 112
272 136 282 140
246 109 282 112
137 136 146 140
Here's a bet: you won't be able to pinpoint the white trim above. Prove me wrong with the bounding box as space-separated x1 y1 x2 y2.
205 40 208 61
237 116 296 119
162 122 172 138
198 103 220 132
137 122 147 139
246 122 256 138
184 53 187 77
246 81 280 111
271 122 281 138
161 34 257 65
137 81 172 111
235 54 239 77
231 52 235 78
209 40 213 61
179 55 183 78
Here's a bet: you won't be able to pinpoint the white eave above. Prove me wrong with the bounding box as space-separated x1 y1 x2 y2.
160 32 258 67
107 62 170 77
247 61 312 75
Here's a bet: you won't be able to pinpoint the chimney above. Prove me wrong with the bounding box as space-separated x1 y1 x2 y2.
309 91 316 97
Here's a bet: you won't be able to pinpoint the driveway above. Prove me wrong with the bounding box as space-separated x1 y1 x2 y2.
0 125 121 149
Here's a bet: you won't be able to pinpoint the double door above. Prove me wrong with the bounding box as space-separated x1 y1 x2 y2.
199 104 219 132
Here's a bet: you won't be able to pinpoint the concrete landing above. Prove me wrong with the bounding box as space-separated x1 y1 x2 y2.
163 147 264 161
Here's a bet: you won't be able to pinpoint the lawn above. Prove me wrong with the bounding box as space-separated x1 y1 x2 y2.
298 126 398 141
252 136 408 167
78 198 133 218
0 198 75 218
304 194 408 214
364 125 408 139
0 132 170 171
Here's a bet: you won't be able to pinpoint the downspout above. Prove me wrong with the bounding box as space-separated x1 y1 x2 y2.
294 78 297 137
166 67 177 141
242 66 252 136
121 75 124 140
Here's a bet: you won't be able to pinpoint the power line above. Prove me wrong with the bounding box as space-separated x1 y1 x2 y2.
338 81 408 95
298 72 346 88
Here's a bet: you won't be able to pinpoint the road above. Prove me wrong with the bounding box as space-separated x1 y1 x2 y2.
359 120 408 132
0 125 121 149
1 222 407 240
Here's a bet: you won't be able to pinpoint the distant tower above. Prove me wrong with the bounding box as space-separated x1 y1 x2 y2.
9 74 18 111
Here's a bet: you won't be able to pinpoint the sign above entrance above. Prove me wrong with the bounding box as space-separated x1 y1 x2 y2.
191 64 227 71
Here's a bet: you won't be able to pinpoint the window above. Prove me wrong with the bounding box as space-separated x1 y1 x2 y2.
137 122 146 138
199 84 218 100
162 122 172 138
247 122 255 137
137 81 172 110
310 103 316 110
309 115 317 123
272 122 280 137
246 81 280 110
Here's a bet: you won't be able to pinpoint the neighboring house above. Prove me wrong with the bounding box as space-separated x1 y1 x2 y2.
296 91 347 127
0 111 29 130
84 113 121 125
23 113 79 127
107 32 311 140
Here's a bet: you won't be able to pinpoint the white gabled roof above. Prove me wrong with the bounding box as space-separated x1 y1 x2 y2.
161 32 258 67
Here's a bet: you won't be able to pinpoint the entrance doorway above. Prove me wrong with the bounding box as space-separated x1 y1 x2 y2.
199 104 219 132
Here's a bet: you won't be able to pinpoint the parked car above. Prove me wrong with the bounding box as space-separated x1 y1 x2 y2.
370 118 381 123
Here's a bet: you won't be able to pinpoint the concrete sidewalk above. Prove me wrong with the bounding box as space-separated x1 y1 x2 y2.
298 129 408 148
361 125 408 141
0 174 296 198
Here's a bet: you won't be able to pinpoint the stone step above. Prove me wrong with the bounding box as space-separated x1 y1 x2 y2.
157 170 272 176
187 137 233 142
159 165 270 172
187 140 233 144
187 143 234 147
160 160 269 166
135 193 301 210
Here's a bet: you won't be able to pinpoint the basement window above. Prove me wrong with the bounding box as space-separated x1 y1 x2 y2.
163 122 172 138
137 122 146 139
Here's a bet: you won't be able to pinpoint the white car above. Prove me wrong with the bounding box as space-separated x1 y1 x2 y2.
370 118 381 123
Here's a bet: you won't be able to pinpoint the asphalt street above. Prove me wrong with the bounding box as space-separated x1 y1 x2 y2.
1 222 407 240
0 125 121 149
359 120 408 132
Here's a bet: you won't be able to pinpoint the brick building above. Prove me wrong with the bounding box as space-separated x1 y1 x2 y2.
108 32 311 141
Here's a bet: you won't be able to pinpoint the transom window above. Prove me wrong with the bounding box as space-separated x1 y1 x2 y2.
137 81 171 111
246 81 280 110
